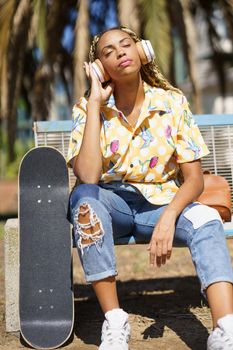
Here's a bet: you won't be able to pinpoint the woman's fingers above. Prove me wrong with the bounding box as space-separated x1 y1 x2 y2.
84 62 99 84
84 61 113 103
161 241 168 265
155 240 162 267
104 82 114 96
167 239 173 259
148 229 173 267
88 62 98 82
167 250 172 259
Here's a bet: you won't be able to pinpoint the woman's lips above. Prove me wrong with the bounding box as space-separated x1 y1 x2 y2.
119 59 132 67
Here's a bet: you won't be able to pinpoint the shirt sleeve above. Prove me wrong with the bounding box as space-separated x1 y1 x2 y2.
174 95 210 163
66 97 87 168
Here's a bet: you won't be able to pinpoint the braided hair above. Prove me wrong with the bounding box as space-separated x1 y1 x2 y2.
88 25 182 95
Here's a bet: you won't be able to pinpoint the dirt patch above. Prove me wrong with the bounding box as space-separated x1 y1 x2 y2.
1 233 233 350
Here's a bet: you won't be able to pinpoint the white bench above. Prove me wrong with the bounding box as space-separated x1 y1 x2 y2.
4 114 233 332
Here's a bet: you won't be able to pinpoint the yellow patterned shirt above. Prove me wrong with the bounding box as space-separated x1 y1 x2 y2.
67 81 209 205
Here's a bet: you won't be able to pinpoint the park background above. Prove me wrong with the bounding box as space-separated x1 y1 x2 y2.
0 1 233 349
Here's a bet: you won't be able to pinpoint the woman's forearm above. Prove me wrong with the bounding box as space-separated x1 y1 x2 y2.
73 100 103 183
165 176 204 220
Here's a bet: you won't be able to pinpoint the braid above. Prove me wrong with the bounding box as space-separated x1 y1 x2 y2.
89 35 100 62
140 62 182 94
119 26 141 43
87 26 182 94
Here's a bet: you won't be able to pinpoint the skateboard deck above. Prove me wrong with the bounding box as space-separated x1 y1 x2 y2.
19 147 74 349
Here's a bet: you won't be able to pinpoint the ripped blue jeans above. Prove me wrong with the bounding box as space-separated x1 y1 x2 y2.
69 183 233 292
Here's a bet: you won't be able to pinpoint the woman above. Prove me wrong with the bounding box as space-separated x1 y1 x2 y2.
67 26 233 350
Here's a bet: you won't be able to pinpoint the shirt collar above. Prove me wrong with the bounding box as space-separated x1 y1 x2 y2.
104 81 168 113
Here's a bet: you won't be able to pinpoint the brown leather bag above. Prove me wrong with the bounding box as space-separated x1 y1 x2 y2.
197 171 232 222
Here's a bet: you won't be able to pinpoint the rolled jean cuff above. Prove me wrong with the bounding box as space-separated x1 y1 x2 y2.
201 276 233 299
85 269 118 283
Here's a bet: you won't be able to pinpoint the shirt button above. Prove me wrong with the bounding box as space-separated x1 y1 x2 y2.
130 163 134 168
132 136 135 140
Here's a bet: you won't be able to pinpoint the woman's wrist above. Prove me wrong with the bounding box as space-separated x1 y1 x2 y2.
87 98 101 109
163 206 180 221
87 100 101 119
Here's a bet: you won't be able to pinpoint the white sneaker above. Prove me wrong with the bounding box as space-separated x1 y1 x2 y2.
207 314 233 349
98 308 130 350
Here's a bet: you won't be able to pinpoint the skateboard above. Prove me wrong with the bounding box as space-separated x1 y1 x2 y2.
19 146 74 349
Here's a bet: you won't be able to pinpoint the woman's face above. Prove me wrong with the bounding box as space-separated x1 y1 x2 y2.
96 29 141 81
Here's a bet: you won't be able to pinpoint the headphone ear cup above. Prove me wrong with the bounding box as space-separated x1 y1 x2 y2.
91 59 110 83
136 40 155 65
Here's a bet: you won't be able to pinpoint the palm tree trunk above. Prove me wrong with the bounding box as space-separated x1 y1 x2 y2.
220 0 233 43
198 0 227 102
173 0 202 113
166 3 177 87
138 0 172 78
0 0 16 124
73 0 89 101
32 1 71 120
6 0 33 162
118 0 140 35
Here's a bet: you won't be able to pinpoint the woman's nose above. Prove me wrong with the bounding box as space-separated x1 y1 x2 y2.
116 49 126 59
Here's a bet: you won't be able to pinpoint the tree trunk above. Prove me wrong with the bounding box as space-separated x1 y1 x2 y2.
174 0 202 113
138 0 172 78
166 3 177 87
198 0 227 101
118 0 140 35
0 0 16 124
73 0 89 101
220 0 233 42
32 1 71 121
6 0 33 162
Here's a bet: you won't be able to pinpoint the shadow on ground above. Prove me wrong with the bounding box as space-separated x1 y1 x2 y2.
73 276 209 350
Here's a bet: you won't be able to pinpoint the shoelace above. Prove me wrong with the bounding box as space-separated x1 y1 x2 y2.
102 324 129 345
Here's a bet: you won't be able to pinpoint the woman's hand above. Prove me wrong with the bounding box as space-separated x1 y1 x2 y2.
147 161 204 268
147 208 177 267
84 62 114 105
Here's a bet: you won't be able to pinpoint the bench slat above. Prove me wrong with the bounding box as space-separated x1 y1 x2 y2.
34 115 233 133
194 114 233 126
34 120 72 133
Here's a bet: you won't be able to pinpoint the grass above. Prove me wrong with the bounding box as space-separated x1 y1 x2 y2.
0 221 5 240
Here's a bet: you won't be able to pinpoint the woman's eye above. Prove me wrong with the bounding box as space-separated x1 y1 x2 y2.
105 51 112 57
123 44 130 47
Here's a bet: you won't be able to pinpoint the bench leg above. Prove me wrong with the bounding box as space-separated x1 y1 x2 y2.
4 219 19 332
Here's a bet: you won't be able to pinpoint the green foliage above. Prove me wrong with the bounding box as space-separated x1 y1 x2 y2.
0 131 34 179
33 0 47 56
0 221 5 240
6 138 34 178
139 0 172 77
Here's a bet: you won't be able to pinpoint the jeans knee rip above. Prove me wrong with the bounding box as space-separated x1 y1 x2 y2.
74 202 104 255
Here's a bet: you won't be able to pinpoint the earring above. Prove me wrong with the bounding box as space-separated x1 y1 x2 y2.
91 59 110 83
136 40 155 65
